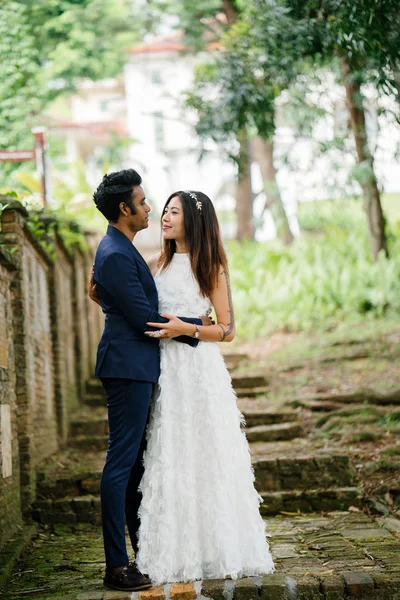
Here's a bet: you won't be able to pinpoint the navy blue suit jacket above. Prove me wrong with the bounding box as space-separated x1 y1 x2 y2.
94 225 201 383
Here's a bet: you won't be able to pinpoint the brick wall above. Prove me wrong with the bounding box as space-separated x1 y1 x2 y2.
0 248 22 551
0 198 101 545
49 234 78 443
73 248 91 399
1 204 59 508
85 232 104 374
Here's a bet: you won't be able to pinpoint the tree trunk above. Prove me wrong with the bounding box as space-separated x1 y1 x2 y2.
221 0 254 240
252 136 294 245
394 69 400 103
235 130 254 240
340 59 388 259
222 0 238 24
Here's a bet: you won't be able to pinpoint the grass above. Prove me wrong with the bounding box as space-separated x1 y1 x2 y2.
381 445 400 457
228 194 400 339
228 233 400 339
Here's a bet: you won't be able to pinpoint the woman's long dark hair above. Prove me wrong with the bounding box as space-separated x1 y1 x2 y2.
159 190 228 298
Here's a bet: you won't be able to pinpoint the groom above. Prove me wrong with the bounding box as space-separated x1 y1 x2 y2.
92 169 206 592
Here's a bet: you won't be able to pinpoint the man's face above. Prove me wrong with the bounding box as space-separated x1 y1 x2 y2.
123 185 151 232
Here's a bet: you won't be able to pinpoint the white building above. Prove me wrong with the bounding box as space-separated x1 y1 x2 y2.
124 33 238 238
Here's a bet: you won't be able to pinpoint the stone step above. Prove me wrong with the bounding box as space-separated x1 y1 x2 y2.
69 421 304 450
84 374 269 405
32 485 361 525
84 388 270 405
68 404 298 439
236 386 270 398
69 435 107 451
85 377 105 397
253 452 356 492
231 373 269 389
84 392 105 407
70 415 108 437
32 495 100 525
246 421 304 443
260 486 361 515
221 351 249 370
36 445 357 502
292 389 400 408
241 407 298 427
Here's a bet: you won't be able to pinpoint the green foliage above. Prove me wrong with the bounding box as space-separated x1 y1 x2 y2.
187 22 277 161
26 214 57 260
228 212 400 337
297 198 366 232
281 0 400 94
0 2 44 148
0 0 139 151
58 221 89 254
26 210 89 259
0 202 10 217
7 159 107 233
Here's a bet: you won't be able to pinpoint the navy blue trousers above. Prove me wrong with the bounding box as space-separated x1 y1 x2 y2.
100 378 153 568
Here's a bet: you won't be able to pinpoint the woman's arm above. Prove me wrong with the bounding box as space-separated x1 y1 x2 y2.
146 266 235 343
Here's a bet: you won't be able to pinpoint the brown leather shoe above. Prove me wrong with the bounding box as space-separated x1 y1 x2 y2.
104 565 152 591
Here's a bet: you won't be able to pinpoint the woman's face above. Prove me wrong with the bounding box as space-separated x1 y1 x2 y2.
162 195 185 242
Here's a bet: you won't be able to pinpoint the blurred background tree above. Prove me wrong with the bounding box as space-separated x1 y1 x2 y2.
0 0 139 149
253 0 400 258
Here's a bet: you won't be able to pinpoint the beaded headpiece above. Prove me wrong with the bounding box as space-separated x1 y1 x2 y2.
185 190 202 214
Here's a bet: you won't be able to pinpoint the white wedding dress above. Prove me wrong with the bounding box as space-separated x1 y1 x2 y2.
136 253 274 584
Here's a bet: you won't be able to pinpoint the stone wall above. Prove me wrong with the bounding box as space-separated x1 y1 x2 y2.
85 232 105 374
50 235 77 443
73 248 91 399
0 248 22 551
0 198 103 549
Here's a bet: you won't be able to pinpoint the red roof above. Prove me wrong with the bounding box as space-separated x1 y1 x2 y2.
46 118 128 136
130 19 225 56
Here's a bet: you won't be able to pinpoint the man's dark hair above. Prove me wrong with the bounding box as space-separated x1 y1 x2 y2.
93 169 142 223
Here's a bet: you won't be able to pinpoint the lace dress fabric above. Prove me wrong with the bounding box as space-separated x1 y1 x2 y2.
136 253 274 584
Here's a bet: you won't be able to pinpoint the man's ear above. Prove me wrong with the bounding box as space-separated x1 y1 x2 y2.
119 202 129 216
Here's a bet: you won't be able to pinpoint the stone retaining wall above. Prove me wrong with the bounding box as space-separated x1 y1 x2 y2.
0 247 22 552
0 197 103 551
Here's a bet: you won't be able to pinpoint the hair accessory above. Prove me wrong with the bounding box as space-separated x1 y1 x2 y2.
185 190 202 214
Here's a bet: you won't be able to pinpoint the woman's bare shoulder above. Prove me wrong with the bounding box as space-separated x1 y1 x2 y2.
147 252 162 276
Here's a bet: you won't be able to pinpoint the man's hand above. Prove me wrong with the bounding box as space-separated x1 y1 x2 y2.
88 266 101 307
145 313 215 339
201 315 215 326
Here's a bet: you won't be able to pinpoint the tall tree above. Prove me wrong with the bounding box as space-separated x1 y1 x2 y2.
186 9 297 243
253 0 400 258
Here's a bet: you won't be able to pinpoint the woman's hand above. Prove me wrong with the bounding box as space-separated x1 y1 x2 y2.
88 266 102 307
145 314 193 339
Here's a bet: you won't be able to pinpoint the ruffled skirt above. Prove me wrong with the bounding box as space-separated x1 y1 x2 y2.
136 340 274 584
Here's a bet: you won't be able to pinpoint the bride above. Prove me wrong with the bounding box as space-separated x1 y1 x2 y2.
136 190 274 584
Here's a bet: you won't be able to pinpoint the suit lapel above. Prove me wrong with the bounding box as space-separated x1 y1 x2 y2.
106 225 155 281
131 244 154 279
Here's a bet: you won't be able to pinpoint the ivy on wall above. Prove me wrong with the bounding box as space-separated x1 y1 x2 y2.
0 192 89 259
